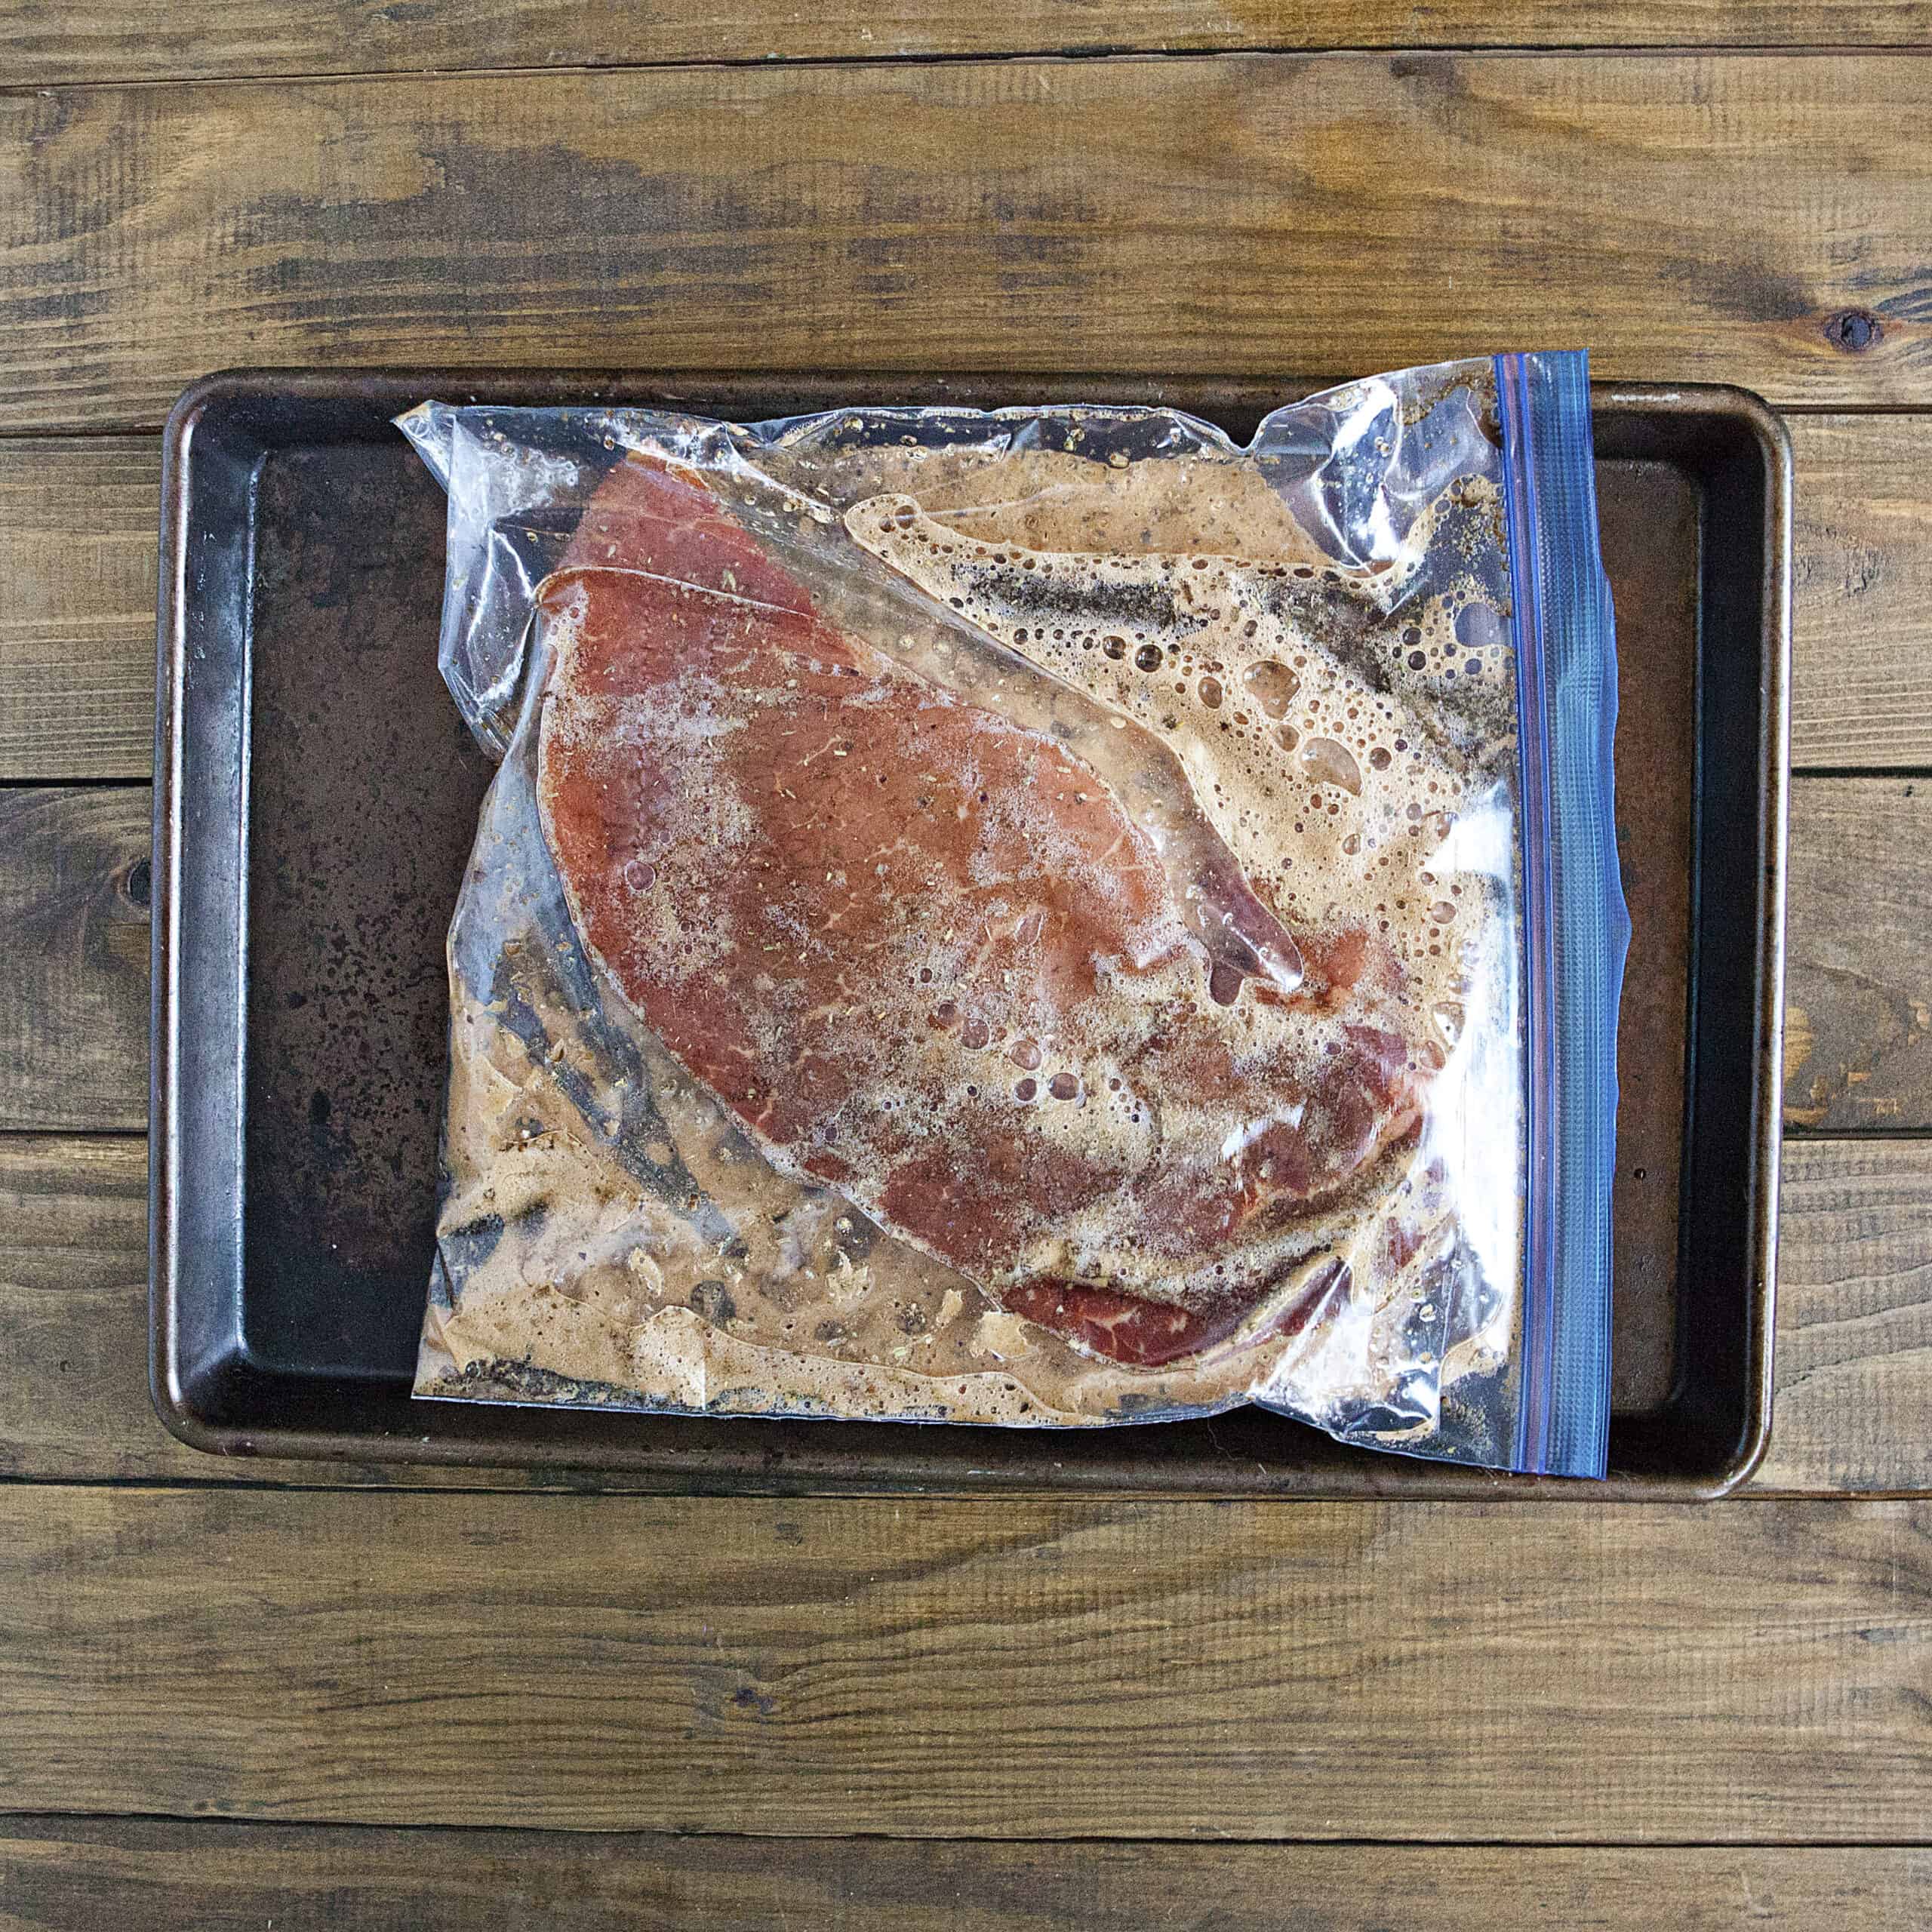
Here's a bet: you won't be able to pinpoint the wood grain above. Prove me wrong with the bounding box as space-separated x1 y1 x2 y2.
1790 415 1932 771
0 1818 1926 1931
2 57 1929 434
0 438 156 783
2 1133 1927 1495
6 417 1930 781
1783 779 1932 1134
0 438 151 780
0 1481 1927 1837
0 787 148 1134
7 1 1932 88
1761 1139 1932 1495
0 1134 148 1481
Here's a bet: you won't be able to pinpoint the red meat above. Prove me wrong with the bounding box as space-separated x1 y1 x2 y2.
536 456 1423 1366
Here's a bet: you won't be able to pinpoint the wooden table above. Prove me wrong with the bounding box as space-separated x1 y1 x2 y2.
3 6 1930 1924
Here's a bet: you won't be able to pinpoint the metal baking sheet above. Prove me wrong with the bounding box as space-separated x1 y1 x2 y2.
151 371 1788 1497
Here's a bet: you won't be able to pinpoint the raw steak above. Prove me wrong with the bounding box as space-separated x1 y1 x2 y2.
536 455 1429 1365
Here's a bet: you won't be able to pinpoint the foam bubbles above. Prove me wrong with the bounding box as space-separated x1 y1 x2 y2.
841 491 1497 1054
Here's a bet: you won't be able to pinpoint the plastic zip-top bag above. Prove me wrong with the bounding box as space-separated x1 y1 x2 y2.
397 352 1627 1477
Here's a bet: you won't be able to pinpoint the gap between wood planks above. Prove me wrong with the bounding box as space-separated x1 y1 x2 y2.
2 1809 1931 1859
0 1818 1926 1932
5 42 1932 99
6 1807 1931 1844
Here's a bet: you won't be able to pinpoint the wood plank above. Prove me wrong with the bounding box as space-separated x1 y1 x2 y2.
7 1133 1924 1494
1783 778 1932 1134
0 1134 148 1481
0 1820 1926 1932
21 773 1916 1135
0 438 151 782
0 787 148 1134
0 438 156 783
7 2 1932 88
4 420 1930 782
1790 415 1932 771
1761 1139 1932 1495
11 421 1927 784
0 1481 1927 1837
2 57 1928 433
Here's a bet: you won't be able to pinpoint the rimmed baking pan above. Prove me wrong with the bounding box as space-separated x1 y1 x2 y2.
152 371 1789 1497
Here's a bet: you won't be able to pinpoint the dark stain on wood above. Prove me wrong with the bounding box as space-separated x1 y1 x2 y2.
4 59 1932 432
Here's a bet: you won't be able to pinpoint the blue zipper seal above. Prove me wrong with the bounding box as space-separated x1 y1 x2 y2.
1494 350 1628 1480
